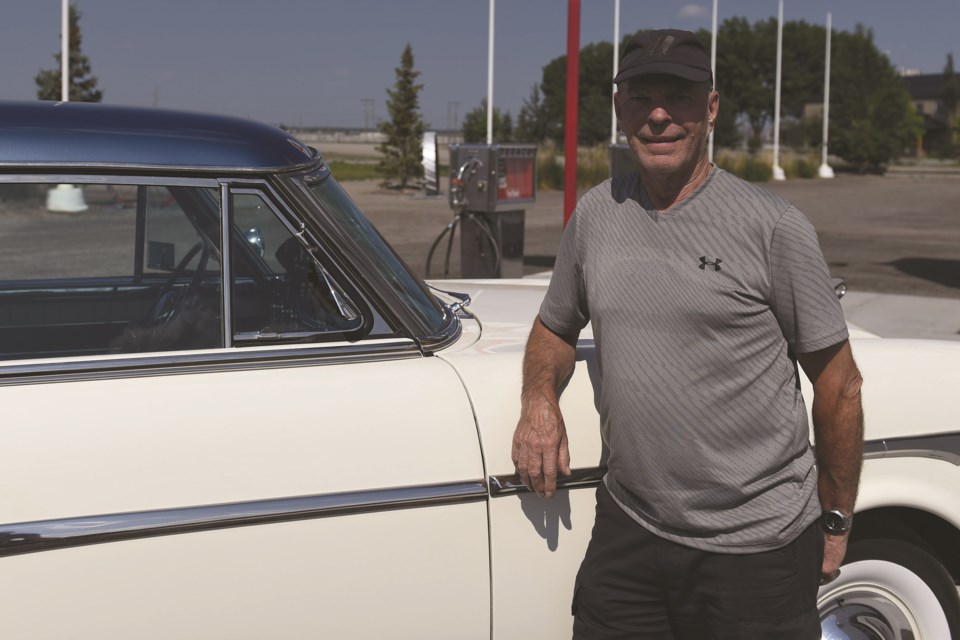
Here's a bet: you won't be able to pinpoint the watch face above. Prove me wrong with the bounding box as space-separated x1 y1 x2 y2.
822 511 851 534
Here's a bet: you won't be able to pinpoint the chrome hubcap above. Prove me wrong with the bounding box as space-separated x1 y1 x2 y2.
819 585 918 640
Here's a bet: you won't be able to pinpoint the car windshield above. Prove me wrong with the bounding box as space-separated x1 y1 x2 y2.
298 170 448 336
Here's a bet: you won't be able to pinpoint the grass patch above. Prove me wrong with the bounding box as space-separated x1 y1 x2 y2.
537 145 614 190
326 161 450 184
327 161 383 181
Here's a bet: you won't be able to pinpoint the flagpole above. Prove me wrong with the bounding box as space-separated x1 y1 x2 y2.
486 0 495 144
49 0 88 212
771 0 785 180
61 0 69 101
708 0 717 162
819 11 835 178
611 0 620 145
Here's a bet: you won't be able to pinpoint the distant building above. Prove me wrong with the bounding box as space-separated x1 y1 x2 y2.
804 72 958 158
901 73 958 157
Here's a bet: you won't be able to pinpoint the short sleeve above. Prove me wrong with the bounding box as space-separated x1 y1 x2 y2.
539 210 590 336
769 206 849 353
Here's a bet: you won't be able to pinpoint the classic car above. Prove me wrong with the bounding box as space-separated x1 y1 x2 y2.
1 100 958 639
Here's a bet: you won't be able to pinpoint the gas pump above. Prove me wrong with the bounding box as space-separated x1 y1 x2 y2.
426 144 536 279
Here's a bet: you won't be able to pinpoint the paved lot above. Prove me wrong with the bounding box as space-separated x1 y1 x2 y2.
339 172 960 341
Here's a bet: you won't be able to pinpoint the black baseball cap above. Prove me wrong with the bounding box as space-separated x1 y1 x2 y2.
613 29 712 85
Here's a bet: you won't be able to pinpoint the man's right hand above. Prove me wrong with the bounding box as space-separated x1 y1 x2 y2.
512 390 572 498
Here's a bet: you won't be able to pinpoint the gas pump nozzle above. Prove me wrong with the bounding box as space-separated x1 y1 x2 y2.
449 157 483 211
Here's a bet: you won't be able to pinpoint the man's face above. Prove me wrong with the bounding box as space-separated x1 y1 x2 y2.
615 75 718 178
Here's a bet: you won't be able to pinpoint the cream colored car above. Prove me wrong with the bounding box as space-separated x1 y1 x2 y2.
1 101 958 639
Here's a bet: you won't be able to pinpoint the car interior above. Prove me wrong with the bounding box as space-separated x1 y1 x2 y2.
0 182 366 361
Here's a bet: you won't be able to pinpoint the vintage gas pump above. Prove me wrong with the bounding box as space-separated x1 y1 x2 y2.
426 144 537 279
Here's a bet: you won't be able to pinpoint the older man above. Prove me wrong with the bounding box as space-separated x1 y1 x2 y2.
512 29 863 639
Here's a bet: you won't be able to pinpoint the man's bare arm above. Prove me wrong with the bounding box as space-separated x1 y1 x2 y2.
512 315 580 498
798 339 864 582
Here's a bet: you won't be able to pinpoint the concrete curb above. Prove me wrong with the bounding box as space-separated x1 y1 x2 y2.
841 291 960 342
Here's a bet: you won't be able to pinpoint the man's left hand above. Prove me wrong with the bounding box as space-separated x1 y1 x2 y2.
821 532 849 585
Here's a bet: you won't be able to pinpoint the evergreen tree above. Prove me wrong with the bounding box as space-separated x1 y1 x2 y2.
35 5 102 102
942 53 959 117
377 44 426 189
461 99 513 143
516 84 549 143
940 53 959 154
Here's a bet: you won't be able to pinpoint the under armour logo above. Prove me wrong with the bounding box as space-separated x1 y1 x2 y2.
699 256 722 271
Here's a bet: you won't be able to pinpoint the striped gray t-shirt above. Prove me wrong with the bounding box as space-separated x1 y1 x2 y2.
540 168 848 553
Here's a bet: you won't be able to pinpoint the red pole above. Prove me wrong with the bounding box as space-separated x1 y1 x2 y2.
563 0 580 227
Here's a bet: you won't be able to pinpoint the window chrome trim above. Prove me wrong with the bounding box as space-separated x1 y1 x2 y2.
0 339 420 386
0 173 221 188
417 309 463 353
488 467 607 497
220 182 234 348
862 432 960 467
0 480 488 558
227 182 381 341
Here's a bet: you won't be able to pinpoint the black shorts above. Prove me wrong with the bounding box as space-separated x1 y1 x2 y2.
572 484 824 640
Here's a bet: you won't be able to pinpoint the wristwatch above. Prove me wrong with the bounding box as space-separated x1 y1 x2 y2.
822 510 854 535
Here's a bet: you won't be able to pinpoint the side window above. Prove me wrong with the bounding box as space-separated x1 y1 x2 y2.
230 191 365 342
0 181 222 361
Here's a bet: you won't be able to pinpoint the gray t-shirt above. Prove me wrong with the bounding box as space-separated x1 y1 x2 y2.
540 168 848 553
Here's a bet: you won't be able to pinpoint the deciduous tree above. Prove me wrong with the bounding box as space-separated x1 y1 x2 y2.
829 26 921 172
539 41 615 147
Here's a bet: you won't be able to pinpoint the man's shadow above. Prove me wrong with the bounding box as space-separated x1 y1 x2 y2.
514 339 607 551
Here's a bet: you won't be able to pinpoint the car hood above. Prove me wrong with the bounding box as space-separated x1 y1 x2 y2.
429 278 572 354
431 277 878 349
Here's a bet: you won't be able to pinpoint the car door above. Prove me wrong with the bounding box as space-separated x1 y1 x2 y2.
434 282 605 639
0 177 490 639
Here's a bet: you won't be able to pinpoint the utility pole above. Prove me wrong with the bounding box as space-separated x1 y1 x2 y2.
447 101 461 131
361 98 375 130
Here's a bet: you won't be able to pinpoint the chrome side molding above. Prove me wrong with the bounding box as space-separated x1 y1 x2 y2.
0 480 487 558
488 467 607 497
862 432 960 467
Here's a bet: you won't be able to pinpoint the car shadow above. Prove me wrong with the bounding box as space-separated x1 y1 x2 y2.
886 257 960 290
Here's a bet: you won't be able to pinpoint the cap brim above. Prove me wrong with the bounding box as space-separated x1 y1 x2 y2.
613 62 712 84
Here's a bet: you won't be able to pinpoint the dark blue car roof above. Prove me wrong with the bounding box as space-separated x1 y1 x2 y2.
0 101 318 173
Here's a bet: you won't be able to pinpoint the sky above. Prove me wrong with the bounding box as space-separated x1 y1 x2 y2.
1 1 957 129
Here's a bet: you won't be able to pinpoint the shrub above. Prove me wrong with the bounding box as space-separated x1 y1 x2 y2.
787 156 819 179
715 152 772 182
741 156 773 182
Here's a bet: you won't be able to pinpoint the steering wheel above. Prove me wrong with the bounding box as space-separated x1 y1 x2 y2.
150 241 210 324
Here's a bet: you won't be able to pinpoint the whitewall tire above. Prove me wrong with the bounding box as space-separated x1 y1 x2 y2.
818 539 960 639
